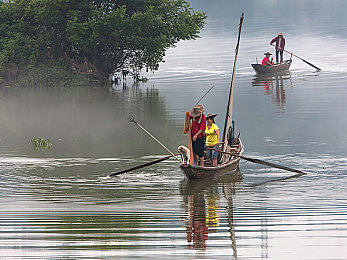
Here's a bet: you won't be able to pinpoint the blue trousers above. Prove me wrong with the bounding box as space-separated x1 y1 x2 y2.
276 50 283 63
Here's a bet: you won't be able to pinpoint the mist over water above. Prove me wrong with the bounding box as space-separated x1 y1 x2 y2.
1 0 347 259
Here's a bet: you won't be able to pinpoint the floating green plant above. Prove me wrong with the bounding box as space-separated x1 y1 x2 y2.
31 137 53 150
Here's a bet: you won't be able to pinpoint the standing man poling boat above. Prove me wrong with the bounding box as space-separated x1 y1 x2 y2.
190 104 206 166
270 32 285 63
205 113 220 166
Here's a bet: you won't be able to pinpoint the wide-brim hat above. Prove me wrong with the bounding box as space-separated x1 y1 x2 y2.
206 113 217 119
278 32 283 36
264 52 272 56
190 104 204 117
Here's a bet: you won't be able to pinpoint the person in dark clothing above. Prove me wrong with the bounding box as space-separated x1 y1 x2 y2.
270 32 285 63
190 104 206 166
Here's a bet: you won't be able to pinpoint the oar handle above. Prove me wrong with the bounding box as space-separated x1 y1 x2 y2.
206 147 306 175
272 44 299 58
109 153 180 177
271 44 321 70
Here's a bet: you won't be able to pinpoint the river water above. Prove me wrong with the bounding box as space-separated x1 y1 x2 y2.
1 0 347 259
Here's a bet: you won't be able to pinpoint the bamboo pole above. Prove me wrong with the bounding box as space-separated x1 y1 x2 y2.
129 115 182 164
222 13 244 150
184 111 195 165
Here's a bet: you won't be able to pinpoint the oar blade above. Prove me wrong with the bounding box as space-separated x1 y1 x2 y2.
108 154 174 177
240 155 306 175
302 59 321 71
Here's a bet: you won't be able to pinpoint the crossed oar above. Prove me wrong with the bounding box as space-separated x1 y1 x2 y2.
109 116 181 177
109 116 306 178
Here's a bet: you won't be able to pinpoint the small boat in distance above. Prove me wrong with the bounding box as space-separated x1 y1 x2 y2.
252 59 292 74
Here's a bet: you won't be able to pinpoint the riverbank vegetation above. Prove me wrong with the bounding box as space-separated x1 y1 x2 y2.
0 0 206 86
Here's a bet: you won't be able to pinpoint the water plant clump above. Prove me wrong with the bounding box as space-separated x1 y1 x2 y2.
31 137 53 151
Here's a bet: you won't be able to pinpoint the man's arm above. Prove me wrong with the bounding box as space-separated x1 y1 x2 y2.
193 116 206 141
270 37 277 45
193 130 203 141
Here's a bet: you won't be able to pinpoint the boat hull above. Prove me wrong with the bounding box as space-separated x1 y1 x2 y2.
180 139 244 180
251 59 292 74
180 157 241 180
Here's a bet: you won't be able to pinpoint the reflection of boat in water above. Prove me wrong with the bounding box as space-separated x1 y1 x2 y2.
180 172 241 254
252 73 292 112
180 171 242 195
251 59 292 74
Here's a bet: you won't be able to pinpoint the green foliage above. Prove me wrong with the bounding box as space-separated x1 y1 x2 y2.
0 0 206 80
31 137 53 151
18 61 89 87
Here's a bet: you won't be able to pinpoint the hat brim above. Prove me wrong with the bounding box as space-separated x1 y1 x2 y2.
190 110 202 118
206 114 217 119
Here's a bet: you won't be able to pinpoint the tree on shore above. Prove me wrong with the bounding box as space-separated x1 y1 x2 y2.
0 0 206 82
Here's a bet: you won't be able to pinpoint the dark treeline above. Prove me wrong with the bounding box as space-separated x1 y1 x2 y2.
0 0 206 85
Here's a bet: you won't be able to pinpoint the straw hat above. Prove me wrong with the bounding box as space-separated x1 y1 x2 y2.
278 32 283 36
264 52 272 56
206 113 217 119
190 104 204 117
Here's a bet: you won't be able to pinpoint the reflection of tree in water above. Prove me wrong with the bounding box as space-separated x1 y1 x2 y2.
108 82 184 156
0 84 180 157
180 174 241 253
252 73 293 112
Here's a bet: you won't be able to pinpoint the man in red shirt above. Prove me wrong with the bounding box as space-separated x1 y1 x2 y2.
262 52 274 66
190 104 206 166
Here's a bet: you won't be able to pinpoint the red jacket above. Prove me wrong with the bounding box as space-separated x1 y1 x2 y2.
270 36 285 49
262 57 273 66
191 114 206 138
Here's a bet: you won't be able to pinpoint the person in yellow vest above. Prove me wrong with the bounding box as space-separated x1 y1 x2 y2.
205 113 220 166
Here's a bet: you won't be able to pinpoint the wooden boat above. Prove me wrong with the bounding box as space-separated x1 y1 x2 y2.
180 141 244 180
251 59 292 74
180 14 245 180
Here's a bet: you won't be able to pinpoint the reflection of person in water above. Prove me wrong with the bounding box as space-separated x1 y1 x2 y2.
205 186 220 231
262 79 272 95
184 187 221 249
191 192 208 249
273 76 286 111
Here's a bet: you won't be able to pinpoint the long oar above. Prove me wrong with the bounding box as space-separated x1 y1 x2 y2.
128 115 182 164
195 85 214 105
206 147 306 175
272 44 321 71
109 154 177 177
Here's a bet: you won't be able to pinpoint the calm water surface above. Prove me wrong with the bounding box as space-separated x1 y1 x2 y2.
1 0 347 259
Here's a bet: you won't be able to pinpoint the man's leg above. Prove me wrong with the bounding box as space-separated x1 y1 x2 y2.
276 50 279 63
212 158 217 166
199 156 204 167
280 50 283 63
194 154 199 166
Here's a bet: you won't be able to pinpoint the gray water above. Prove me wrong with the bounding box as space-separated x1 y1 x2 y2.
1 0 347 259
